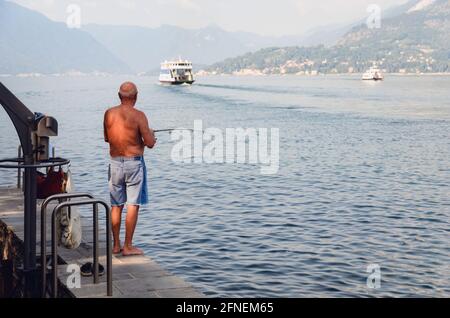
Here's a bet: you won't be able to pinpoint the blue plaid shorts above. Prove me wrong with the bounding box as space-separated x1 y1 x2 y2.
108 156 149 206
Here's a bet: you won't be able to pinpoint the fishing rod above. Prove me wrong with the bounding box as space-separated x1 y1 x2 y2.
154 129 185 133
153 128 202 134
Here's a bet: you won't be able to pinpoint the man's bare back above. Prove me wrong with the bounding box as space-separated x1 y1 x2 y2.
104 105 155 157
105 82 156 257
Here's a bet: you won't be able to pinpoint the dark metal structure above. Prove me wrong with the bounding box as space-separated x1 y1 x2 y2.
0 82 70 296
0 82 113 298
0 82 65 296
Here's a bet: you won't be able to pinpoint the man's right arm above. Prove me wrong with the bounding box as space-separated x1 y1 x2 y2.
139 113 157 149
103 110 109 143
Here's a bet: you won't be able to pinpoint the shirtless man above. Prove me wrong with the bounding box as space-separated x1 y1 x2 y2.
103 82 156 256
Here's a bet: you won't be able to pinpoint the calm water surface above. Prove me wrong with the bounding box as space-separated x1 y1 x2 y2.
0 75 449 297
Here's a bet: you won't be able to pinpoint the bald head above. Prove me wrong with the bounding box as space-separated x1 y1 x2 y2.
118 82 138 104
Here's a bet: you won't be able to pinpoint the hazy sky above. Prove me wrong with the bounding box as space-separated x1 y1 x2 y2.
11 0 409 36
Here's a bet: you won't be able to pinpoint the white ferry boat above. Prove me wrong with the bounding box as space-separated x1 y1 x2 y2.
159 59 195 85
362 67 384 81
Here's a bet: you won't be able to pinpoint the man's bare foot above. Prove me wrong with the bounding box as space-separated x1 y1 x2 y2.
113 243 122 254
122 246 144 256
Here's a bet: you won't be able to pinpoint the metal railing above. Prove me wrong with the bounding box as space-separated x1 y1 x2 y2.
40 193 94 297
40 194 112 298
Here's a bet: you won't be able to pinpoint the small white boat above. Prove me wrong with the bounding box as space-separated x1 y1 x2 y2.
159 59 195 85
362 68 384 81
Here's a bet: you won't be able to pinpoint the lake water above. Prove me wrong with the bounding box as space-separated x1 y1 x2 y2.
0 74 449 297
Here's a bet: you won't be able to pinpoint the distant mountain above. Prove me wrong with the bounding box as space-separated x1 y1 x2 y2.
5 0 443 76
206 0 450 75
0 0 130 74
297 23 355 47
84 22 361 73
0 0 364 75
83 24 312 73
